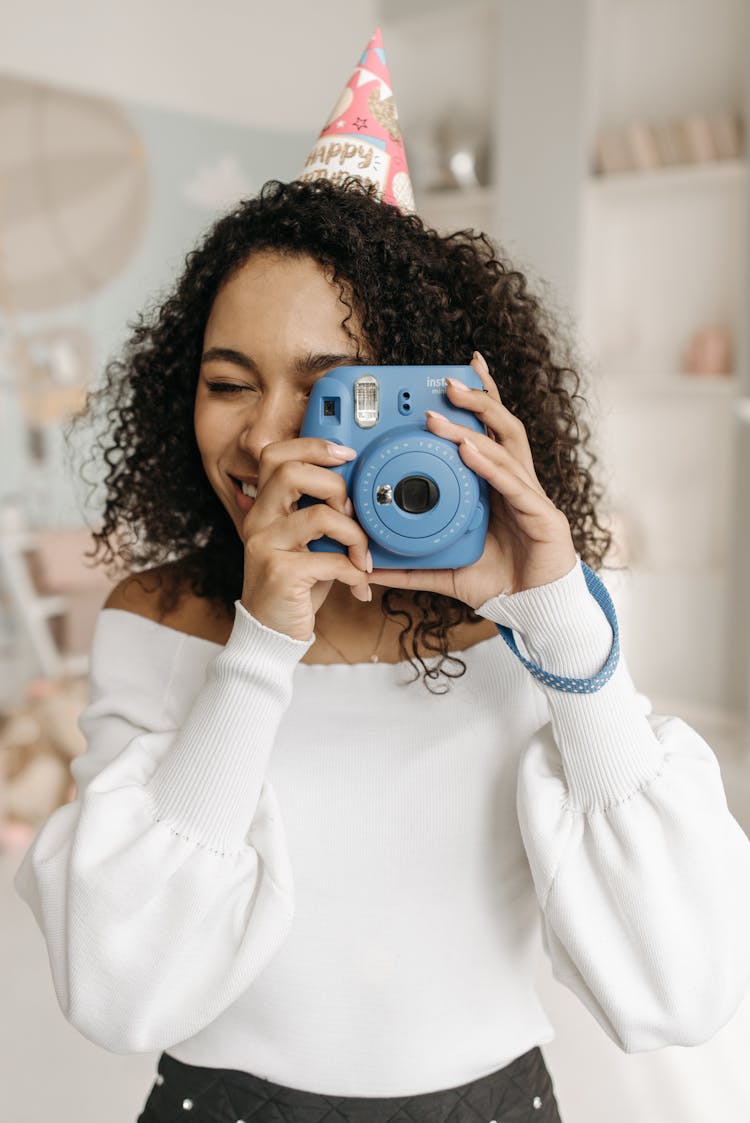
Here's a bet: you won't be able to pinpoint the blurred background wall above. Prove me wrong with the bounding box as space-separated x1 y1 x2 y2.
0 1 381 706
1 2 749 1119
1 0 748 731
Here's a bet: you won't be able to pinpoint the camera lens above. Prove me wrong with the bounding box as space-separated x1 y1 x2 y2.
394 475 439 514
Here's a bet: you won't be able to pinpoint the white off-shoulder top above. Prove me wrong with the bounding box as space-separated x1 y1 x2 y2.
15 562 750 1096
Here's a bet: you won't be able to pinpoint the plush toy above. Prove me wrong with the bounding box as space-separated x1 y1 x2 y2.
0 676 88 851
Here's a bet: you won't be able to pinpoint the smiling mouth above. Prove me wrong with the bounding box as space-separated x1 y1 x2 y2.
229 477 258 507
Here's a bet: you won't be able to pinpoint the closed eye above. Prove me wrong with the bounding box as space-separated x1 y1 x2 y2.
205 381 258 394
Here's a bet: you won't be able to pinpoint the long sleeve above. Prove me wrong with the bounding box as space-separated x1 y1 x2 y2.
14 602 314 1054
476 561 750 1051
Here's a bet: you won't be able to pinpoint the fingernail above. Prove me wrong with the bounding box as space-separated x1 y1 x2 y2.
462 437 479 452
473 351 490 375
446 377 467 392
328 443 357 460
425 409 442 421
365 549 373 574
344 497 354 516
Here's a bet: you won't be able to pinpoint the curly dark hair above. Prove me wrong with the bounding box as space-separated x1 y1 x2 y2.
71 177 611 689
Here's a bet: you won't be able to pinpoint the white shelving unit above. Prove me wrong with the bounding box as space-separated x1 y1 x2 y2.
581 163 745 380
580 0 748 721
382 0 750 729
587 157 747 196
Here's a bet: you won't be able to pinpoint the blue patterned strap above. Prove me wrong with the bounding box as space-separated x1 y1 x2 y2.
495 562 620 694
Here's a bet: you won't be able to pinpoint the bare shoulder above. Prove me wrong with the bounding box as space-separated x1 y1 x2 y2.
103 563 233 645
103 564 176 619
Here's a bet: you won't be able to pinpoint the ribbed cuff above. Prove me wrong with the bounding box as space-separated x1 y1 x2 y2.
477 562 663 811
539 666 664 811
475 559 613 678
145 602 314 852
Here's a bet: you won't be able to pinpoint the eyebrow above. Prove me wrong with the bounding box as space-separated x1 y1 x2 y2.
201 347 366 378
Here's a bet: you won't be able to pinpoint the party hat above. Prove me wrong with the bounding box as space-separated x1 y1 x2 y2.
299 28 415 214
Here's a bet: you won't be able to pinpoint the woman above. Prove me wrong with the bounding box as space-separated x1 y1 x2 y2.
15 179 750 1122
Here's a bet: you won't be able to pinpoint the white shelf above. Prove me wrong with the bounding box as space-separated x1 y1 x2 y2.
386 0 749 715
587 158 747 197
600 373 738 397
417 186 495 232
419 186 494 208
582 0 749 714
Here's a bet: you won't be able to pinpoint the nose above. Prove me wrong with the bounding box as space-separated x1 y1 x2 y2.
238 391 306 461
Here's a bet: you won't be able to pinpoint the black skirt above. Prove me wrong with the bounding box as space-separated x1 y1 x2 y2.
137 1046 562 1122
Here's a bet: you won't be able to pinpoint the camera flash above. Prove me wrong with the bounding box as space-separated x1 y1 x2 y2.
354 375 379 429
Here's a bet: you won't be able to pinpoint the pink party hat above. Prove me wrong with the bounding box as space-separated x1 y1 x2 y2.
299 28 415 214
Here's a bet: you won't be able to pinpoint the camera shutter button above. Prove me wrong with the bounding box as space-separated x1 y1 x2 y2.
467 502 485 532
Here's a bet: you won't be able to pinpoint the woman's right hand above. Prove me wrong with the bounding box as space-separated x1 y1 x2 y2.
239 438 372 640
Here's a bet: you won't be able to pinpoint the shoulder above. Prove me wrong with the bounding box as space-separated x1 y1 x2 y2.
103 564 177 619
103 563 233 645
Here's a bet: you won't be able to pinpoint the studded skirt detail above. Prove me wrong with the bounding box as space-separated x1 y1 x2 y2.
136 1046 562 1123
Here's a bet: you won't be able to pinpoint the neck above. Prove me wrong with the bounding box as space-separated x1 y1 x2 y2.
302 584 497 667
305 583 404 665
316 582 388 628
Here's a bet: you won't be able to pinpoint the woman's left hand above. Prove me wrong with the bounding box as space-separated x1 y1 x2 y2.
368 351 577 609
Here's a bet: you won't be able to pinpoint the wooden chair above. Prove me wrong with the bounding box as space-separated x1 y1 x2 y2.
0 509 111 682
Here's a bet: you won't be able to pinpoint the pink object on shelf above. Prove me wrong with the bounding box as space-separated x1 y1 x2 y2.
709 110 743 160
683 326 733 377
626 121 662 172
683 113 718 164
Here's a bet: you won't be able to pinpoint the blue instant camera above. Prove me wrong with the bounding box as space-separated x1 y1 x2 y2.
299 365 490 569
